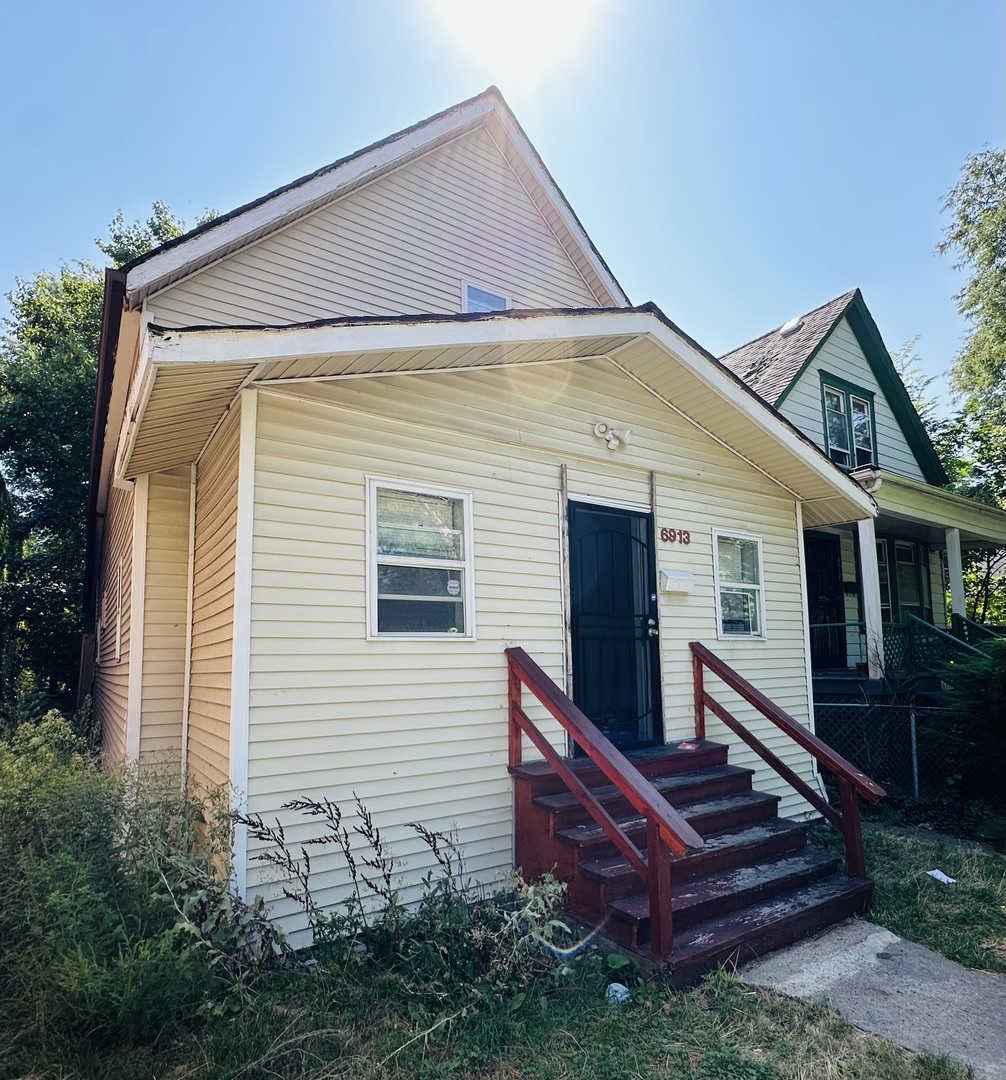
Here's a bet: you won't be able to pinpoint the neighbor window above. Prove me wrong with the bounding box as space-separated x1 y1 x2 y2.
713 531 765 638
462 280 510 313
367 479 475 638
822 377 876 468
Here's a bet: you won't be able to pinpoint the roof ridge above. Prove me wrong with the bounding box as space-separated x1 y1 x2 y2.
719 288 859 361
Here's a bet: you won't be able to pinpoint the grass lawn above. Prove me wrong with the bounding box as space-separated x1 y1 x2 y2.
1 960 975 1080
812 821 1006 973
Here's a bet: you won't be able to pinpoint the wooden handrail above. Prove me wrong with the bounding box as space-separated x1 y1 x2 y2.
689 640 885 880
506 646 703 959
689 641 884 802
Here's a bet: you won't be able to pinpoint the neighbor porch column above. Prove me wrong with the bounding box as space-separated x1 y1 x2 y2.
857 517 885 680
945 527 966 618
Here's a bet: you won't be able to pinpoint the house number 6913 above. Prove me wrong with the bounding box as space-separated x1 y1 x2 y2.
660 528 691 544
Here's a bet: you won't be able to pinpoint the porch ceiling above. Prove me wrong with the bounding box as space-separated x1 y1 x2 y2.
116 310 875 528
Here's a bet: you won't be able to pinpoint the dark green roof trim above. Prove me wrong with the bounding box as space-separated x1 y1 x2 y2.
842 294 948 486
773 294 857 408
775 290 947 486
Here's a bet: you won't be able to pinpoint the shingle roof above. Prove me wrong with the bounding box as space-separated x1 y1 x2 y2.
718 289 859 404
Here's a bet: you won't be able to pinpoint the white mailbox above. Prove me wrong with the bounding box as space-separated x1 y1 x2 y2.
659 569 695 594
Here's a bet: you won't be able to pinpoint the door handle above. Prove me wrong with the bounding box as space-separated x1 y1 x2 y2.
647 627 659 638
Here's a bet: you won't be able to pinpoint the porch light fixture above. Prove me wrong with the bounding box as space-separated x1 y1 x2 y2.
593 421 632 450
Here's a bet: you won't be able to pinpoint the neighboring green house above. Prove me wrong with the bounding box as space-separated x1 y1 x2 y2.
720 289 1006 690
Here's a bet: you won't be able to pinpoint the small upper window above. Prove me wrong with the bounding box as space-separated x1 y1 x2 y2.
367 479 475 639
851 396 873 466
713 531 765 638
462 281 510 313
824 386 850 467
823 379 875 468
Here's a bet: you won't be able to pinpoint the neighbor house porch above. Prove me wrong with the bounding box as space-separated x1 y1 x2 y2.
806 466 1005 693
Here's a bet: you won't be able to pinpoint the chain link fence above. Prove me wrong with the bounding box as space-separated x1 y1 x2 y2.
814 700 1003 808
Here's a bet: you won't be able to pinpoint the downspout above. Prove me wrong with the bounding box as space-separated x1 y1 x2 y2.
179 463 197 791
795 501 827 804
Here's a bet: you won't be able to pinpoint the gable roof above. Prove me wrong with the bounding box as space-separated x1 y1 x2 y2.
121 87 629 311
719 290 858 404
719 288 948 487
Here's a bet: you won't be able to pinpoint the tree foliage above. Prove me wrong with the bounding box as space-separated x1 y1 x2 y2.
936 148 1006 624
938 148 1006 406
0 204 202 708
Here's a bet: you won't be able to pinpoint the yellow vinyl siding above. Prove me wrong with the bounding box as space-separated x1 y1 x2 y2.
187 412 240 796
778 318 927 482
94 483 133 764
245 361 817 931
147 126 600 327
139 468 191 765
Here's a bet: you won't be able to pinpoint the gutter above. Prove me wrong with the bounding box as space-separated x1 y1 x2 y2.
83 268 127 620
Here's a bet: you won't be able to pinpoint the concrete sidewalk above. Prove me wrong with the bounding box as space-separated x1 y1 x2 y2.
739 920 1006 1080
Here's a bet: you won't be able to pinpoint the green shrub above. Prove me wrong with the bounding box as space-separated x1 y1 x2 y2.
936 639 1006 805
0 715 271 1046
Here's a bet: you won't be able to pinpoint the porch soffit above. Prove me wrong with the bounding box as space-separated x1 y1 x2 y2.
117 314 873 530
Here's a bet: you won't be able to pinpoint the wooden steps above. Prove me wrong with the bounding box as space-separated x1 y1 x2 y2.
511 741 874 984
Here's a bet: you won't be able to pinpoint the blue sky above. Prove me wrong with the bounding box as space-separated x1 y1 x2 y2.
1 0 1002 413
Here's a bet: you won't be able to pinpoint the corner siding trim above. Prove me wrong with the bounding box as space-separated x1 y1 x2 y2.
230 389 258 898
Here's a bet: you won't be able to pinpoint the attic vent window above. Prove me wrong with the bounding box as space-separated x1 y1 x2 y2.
462 281 510 313
779 317 803 338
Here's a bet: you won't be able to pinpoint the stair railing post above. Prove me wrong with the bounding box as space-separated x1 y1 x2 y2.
692 650 705 740
838 777 867 879
646 817 673 960
508 659 522 769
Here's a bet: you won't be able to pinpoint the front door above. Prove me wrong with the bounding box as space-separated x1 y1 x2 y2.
568 502 662 750
805 532 846 670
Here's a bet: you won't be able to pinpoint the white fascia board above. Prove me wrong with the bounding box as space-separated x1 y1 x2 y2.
874 469 1006 543
146 310 653 365
125 97 498 301
146 309 874 515
491 108 630 307
113 334 156 482
640 319 877 520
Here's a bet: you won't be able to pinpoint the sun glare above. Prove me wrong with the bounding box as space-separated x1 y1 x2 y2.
429 0 606 84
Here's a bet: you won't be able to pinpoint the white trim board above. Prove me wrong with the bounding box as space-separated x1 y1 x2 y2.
229 388 258 898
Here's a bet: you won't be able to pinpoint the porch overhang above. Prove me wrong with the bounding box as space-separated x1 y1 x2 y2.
113 306 876 528
853 467 1006 549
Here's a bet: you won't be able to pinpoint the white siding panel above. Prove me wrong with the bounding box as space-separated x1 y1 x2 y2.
186 411 240 795
139 468 191 765
245 362 818 936
148 127 600 327
779 319 927 482
94 484 134 764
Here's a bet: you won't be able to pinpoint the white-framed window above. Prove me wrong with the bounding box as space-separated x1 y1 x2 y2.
461 279 510 313
850 395 874 466
823 385 851 467
823 380 876 468
367 477 475 639
712 530 766 638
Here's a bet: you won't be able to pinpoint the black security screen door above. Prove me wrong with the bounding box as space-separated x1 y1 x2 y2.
568 502 662 750
805 533 846 670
